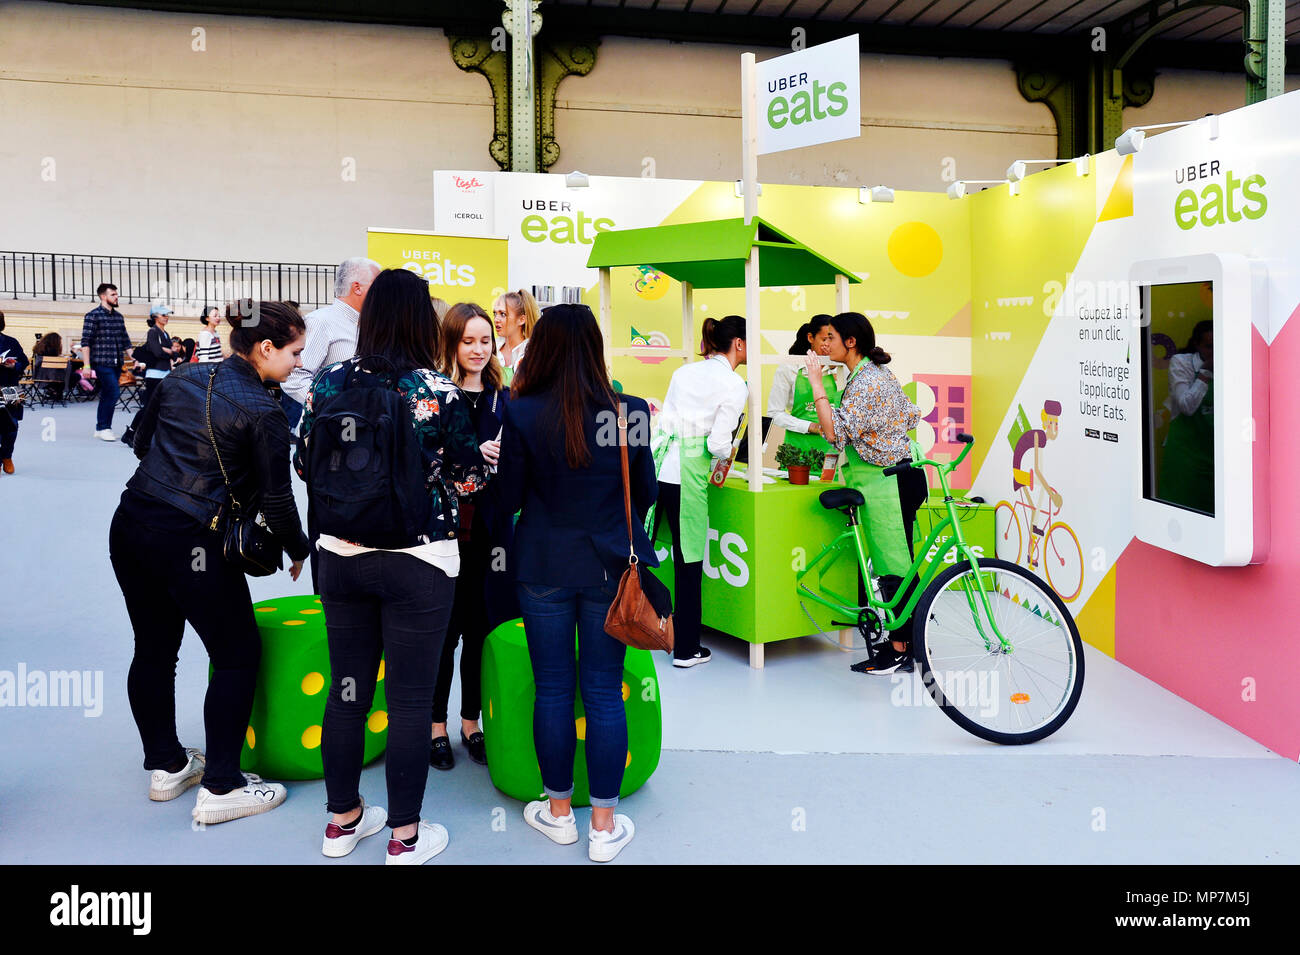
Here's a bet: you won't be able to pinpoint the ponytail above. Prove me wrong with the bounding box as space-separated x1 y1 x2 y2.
829 311 890 364
227 299 307 357
700 314 747 357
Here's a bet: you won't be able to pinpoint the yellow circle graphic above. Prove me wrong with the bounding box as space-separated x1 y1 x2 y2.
301 671 325 696
887 222 944 278
367 710 388 733
575 716 587 740
255 606 276 613
625 750 632 768
245 725 256 749
621 681 630 702
299 608 322 615
301 725 322 749
377 659 385 682
284 619 306 627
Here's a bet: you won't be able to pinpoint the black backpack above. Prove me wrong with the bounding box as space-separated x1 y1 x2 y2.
301 357 432 549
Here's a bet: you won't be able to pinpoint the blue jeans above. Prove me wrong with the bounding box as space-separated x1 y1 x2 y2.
279 391 303 432
518 579 627 808
94 365 120 431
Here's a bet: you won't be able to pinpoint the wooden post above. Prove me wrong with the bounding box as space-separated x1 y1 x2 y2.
741 51 763 492
599 266 612 376
681 280 694 364
835 272 851 313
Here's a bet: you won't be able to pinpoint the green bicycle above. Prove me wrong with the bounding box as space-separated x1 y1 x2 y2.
795 433 1084 744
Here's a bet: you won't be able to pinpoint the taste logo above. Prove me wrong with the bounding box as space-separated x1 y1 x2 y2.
453 175 485 192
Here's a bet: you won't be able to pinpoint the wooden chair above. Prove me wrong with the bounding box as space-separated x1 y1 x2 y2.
29 355 72 407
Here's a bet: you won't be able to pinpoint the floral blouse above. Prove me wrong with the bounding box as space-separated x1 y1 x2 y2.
829 360 922 467
293 359 489 541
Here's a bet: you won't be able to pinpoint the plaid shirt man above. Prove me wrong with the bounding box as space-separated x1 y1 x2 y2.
81 304 132 369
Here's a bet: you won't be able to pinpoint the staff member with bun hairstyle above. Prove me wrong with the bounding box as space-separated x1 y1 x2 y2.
651 315 748 669
768 314 839 456
805 311 926 676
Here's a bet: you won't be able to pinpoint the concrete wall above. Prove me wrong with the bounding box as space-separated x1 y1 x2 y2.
1 1 1292 268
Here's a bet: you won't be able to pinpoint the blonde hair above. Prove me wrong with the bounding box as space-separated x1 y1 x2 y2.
441 302 502 391
430 297 450 322
501 289 540 341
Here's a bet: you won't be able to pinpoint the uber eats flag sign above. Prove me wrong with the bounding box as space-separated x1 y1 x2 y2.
367 228 508 304
756 34 860 155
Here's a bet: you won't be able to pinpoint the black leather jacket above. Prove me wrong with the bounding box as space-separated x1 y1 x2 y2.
127 355 310 561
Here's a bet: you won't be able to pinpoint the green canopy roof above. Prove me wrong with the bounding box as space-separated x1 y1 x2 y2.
586 216 861 290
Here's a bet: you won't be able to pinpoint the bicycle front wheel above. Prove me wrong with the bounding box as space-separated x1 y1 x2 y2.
913 558 1084 744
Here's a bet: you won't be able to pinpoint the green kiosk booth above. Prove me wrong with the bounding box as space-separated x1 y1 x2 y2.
589 217 863 668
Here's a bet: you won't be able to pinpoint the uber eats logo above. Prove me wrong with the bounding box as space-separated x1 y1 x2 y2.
1173 159 1267 230
520 200 614 244
766 72 850 130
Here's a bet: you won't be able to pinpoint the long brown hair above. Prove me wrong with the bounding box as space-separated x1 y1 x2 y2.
511 303 615 469
440 302 502 392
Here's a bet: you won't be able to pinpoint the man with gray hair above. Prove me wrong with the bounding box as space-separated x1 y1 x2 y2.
280 256 381 428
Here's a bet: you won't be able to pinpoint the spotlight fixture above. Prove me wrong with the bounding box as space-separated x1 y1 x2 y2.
734 180 763 198
947 180 1009 200
565 170 590 188
1006 156 1092 182
1115 114 1219 155
859 185 894 203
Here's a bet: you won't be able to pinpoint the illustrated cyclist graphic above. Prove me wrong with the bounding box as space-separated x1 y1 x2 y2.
1012 399 1062 543
996 399 1083 602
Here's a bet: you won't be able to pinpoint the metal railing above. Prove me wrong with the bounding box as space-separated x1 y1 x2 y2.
0 252 337 314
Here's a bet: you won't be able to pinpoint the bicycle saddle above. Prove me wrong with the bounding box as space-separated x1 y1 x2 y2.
819 488 864 511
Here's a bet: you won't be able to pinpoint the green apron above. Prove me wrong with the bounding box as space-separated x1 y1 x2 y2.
837 365 912 577
652 433 712 564
1158 380 1214 514
785 367 840 455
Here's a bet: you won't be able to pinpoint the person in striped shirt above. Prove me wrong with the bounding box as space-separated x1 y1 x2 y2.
195 306 225 362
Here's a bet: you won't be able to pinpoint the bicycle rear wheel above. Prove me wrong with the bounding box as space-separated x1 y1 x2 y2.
913 558 1084 744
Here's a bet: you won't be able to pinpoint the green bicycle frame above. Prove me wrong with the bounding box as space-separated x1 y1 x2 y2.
794 437 1012 652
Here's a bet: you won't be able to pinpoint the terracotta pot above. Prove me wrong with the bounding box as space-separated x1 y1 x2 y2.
787 465 811 485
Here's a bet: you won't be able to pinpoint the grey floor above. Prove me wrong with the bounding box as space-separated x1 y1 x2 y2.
2 402 1297 864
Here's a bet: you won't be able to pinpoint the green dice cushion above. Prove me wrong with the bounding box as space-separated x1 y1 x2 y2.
230 595 388 780
481 618 662 806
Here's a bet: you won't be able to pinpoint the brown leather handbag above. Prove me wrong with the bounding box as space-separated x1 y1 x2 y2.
604 407 674 652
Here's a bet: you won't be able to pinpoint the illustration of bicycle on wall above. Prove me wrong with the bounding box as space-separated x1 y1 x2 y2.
994 399 1084 603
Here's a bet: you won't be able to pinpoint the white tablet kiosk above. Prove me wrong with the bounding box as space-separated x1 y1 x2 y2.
1132 253 1268 566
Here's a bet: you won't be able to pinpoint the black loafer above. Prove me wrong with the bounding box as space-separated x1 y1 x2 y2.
461 731 487 765
430 736 454 771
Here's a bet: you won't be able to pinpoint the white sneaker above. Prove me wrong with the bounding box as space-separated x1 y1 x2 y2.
523 800 579 845
149 748 205 802
385 821 449 865
322 799 388 858
96 429 117 442
588 814 635 863
191 773 287 825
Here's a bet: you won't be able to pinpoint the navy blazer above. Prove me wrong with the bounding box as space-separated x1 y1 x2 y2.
497 392 657 587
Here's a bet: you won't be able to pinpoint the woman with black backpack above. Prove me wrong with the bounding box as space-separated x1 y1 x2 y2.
295 268 487 866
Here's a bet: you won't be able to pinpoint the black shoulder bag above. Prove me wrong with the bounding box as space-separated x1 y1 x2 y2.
205 366 283 577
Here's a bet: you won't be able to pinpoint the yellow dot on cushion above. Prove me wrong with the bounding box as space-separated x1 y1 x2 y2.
575 716 586 740
245 726 256 748
376 659 385 682
489 699 493 720
284 619 306 627
367 710 388 733
625 750 632 768
255 607 276 613
299 608 322 615
515 621 525 629
301 725 322 749
887 221 944 278
621 681 630 702
314 598 322 604
301 672 324 695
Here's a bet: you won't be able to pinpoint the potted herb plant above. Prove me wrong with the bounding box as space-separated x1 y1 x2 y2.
777 442 820 485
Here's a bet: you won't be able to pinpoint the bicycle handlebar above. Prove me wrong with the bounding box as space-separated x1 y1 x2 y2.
890 432 975 478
